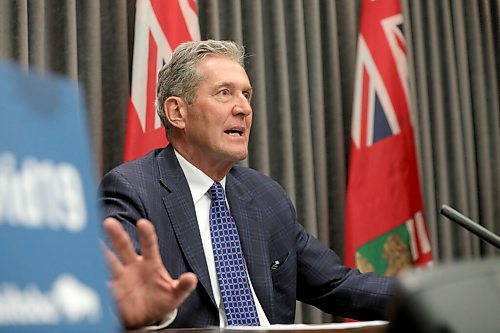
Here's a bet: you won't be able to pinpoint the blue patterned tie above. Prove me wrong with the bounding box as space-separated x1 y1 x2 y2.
208 182 260 326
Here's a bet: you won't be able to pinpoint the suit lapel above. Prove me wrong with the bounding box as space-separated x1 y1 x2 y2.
226 173 275 322
155 146 216 307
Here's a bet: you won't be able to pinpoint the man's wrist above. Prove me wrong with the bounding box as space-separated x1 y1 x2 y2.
144 309 178 331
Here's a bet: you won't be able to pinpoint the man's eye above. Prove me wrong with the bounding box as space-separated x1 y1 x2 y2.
218 89 230 96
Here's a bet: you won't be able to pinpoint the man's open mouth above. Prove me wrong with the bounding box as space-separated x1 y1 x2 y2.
225 129 243 136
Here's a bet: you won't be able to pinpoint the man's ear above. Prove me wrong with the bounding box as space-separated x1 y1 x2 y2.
164 97 187 130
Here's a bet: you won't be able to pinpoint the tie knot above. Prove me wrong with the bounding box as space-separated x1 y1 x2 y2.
209 182 225 201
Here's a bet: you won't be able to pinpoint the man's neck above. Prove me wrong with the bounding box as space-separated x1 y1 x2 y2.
171 144 233 181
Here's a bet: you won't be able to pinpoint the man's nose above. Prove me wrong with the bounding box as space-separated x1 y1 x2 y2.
233 94 252 115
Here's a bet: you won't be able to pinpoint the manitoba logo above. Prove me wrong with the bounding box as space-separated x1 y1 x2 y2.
0 274 101 325
355 211 432 276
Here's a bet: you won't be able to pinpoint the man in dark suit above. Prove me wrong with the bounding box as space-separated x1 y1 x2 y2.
100 40 396 329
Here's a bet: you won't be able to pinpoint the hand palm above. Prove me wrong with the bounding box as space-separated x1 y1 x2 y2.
104 218 197 328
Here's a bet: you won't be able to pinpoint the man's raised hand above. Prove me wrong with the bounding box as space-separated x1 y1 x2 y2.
103 218 197 328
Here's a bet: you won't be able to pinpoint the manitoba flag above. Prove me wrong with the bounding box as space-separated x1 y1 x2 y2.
124 0 200 161
345 0 432 276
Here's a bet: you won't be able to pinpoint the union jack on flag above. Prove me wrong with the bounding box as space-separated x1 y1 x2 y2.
351 13 407 148
345 0 432 277
124 0 200 162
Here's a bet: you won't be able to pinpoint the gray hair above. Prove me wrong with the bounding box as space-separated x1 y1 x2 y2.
155 40 246 131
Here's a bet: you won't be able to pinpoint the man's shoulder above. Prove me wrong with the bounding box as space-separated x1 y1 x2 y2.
229 165 286 194
105 148 163 176
230 164 271 182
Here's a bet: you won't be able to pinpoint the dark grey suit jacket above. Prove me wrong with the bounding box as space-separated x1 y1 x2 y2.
99 145 396 328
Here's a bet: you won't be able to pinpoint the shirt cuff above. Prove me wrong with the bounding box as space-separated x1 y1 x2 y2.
143 309 178 331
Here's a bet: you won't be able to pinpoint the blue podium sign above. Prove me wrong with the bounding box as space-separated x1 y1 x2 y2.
0 62 119 333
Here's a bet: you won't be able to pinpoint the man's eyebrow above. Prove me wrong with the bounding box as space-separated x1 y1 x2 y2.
214 82 253 91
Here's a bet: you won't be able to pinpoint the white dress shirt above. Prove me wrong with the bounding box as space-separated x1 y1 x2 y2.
175 150 270 327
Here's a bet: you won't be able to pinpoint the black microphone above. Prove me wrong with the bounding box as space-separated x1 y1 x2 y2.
440 204 500 250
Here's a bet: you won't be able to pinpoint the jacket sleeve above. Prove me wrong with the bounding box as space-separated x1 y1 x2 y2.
294 221 397 320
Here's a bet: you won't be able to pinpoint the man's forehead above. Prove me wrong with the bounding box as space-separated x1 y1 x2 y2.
196 58 250 85
196 54 244 71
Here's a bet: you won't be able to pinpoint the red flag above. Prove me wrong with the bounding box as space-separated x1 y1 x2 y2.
345 0 432 276
124 0 200 161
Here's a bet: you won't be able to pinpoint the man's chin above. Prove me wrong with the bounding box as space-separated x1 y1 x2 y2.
233 154 248 163
227 150 248 163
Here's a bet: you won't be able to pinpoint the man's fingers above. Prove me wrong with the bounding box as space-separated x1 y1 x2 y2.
136 219 161 261
103 217 138 265
172 272 198 299
101 241 123 278
136 219 174 282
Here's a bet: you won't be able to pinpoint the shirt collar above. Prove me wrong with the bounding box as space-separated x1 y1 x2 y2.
174 149 226 204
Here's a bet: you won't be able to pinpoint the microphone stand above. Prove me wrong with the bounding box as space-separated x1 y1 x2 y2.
440 204 500 250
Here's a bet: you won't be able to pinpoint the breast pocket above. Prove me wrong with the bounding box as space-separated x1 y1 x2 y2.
270 250 296 284
270 250 297 318
270 251 291 271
